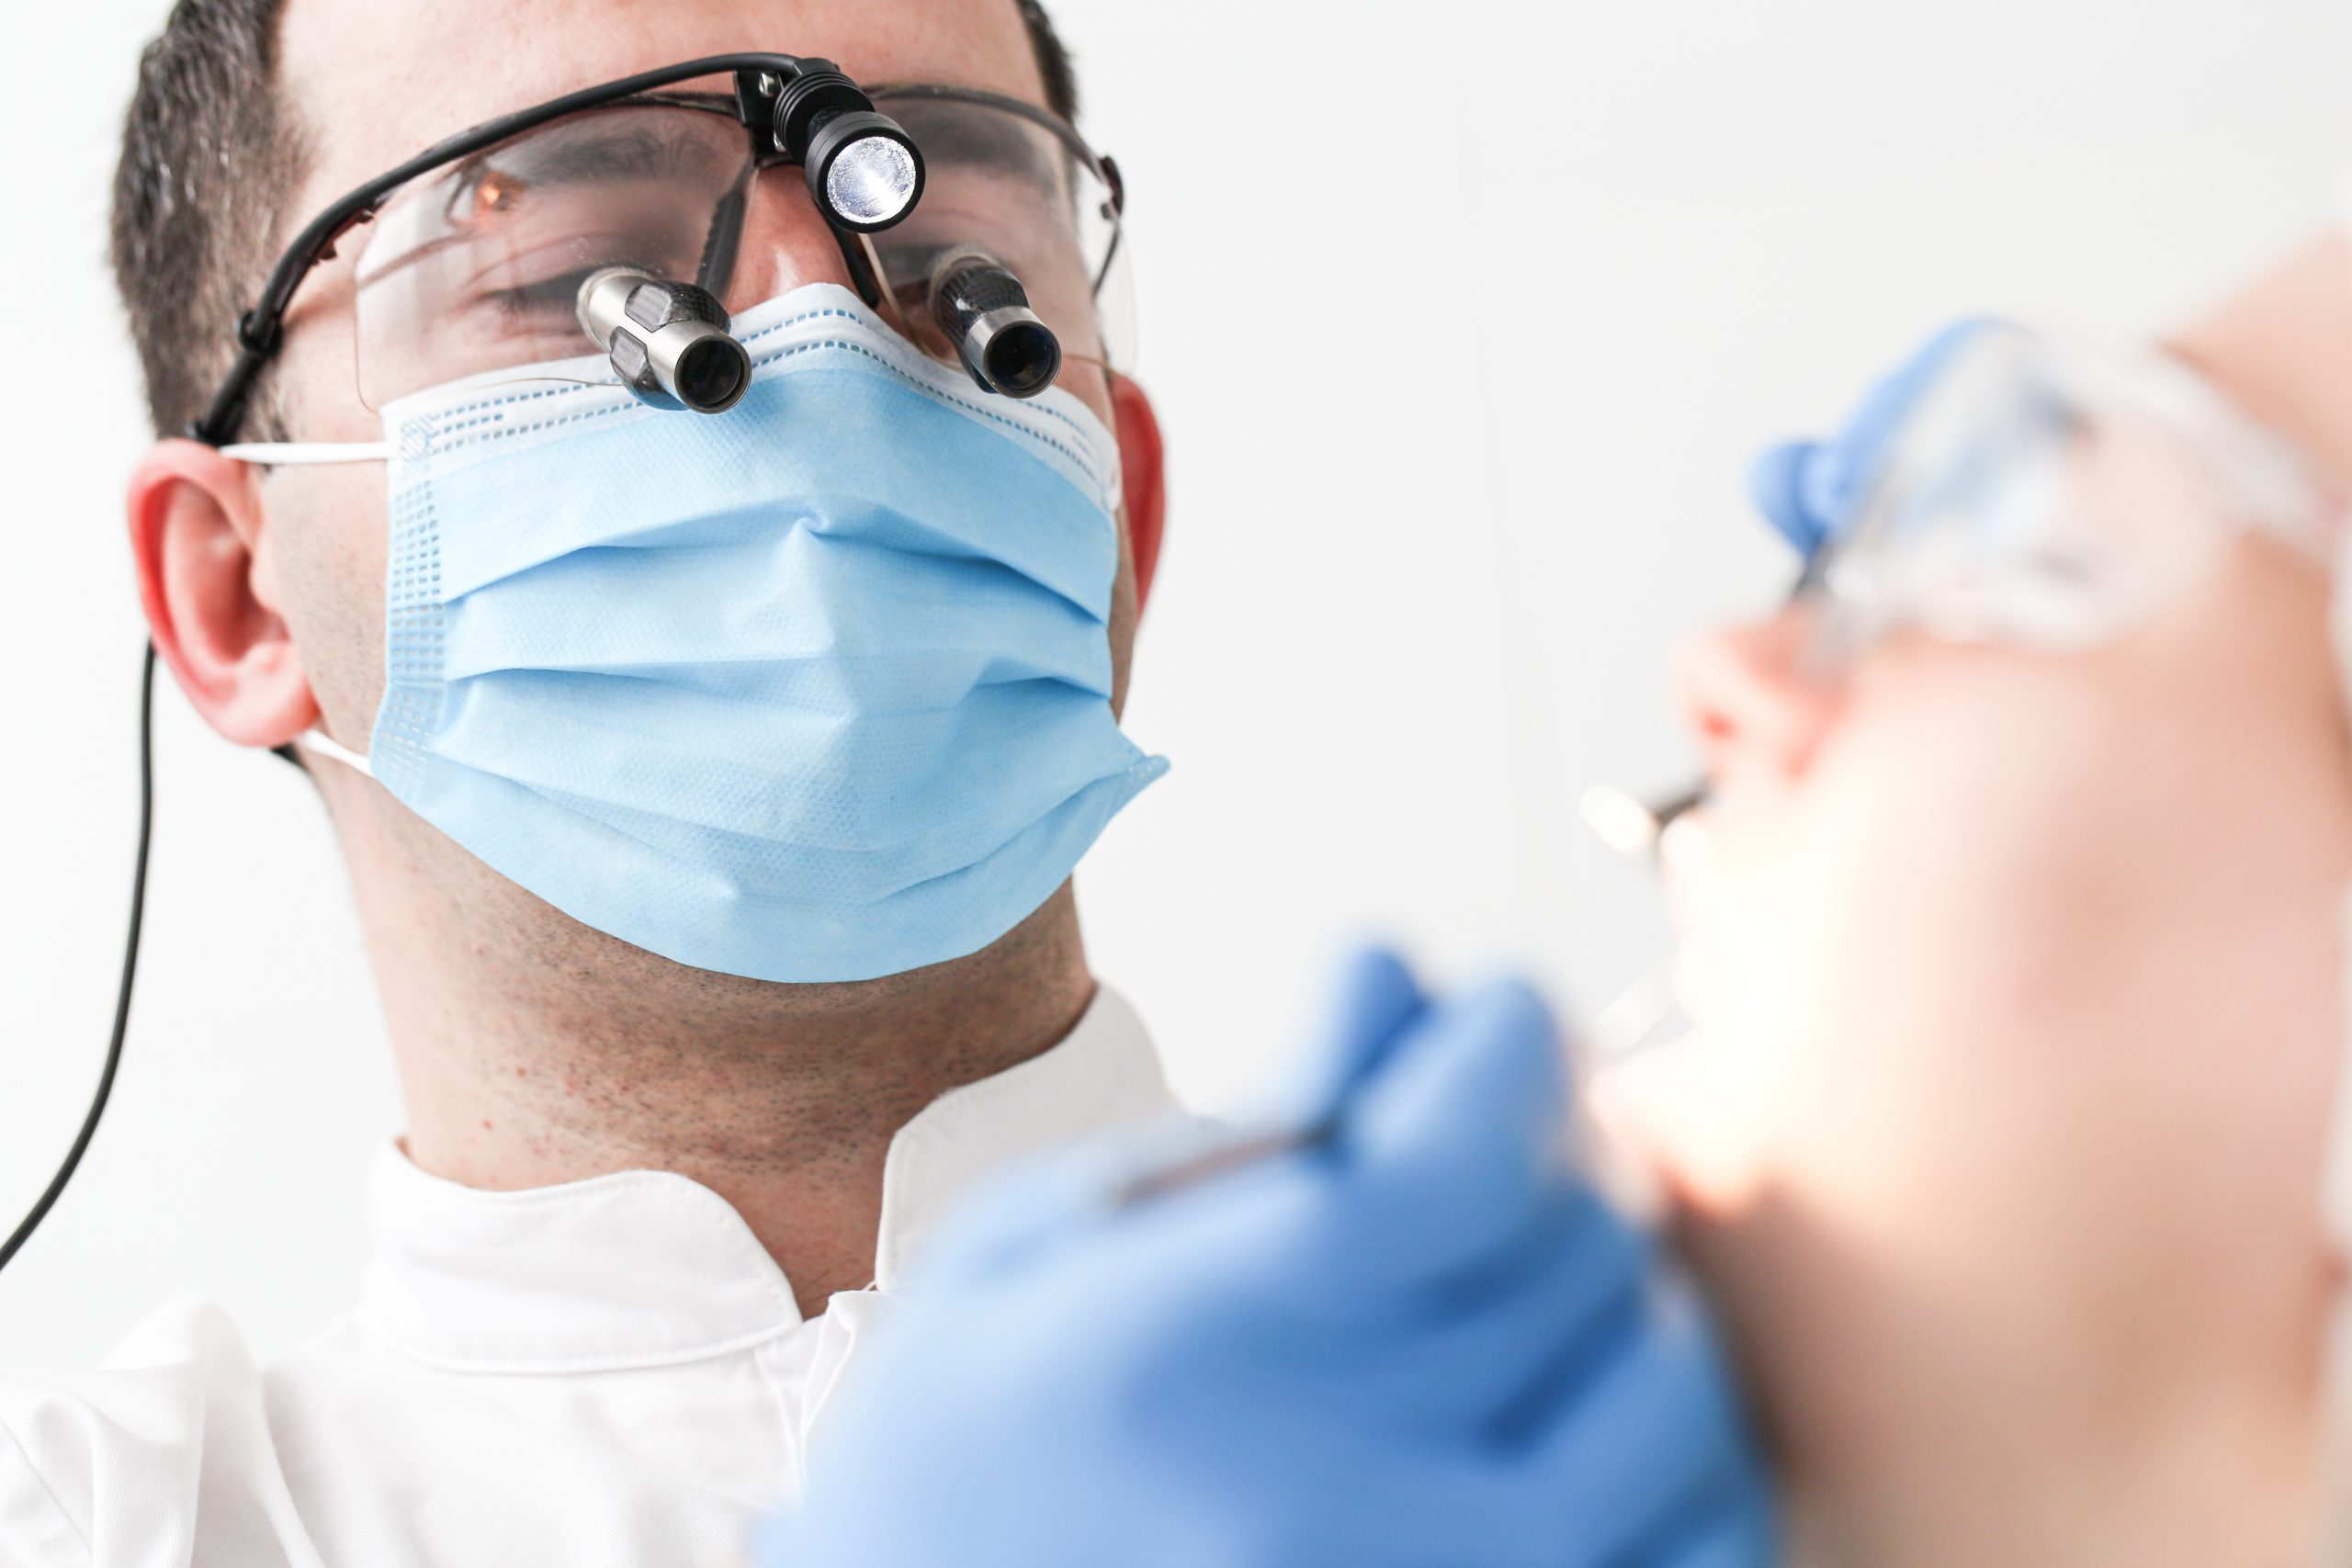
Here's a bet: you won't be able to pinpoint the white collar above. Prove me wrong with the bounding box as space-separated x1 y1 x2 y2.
356 986 1174 1373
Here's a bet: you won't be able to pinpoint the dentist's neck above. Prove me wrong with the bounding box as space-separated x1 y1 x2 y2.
330 777 1097 1318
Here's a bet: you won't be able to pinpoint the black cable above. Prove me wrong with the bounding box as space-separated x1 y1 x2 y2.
0 643 154 1273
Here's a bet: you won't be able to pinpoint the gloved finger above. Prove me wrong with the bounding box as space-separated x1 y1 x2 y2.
1747 317 2007 565
926 965 1576 1333
1289 1185 1648 1432
1017 944 1429 1283
902 1132 1176 1287
1261 942 1430 1128
1195 1432 1581 1568
1319 975 1573 1280
1512 1289 1767 1568
1844 316 1998 446
1815 316 1996 520
1747 439 1832 559
911 1104 1353 1297
1634 1475 1781 1568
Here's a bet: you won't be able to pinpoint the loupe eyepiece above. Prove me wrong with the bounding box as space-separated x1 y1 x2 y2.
577 267 752 415
928 248 1063 400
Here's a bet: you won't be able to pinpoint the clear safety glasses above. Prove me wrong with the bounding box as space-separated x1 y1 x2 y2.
193 54 1134 444
348 84 1132 411
1581 324 2346 874
1807 323 2342 668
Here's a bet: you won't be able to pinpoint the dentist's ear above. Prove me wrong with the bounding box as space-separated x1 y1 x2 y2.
127 439 319 749
1109 372 1165 613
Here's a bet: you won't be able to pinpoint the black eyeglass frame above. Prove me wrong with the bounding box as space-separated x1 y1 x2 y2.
191 51 1128 446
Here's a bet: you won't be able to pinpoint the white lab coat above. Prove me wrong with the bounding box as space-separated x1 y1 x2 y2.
0 987 1182 1567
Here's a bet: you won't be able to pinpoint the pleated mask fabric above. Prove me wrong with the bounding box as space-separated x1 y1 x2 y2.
359 284 1166 983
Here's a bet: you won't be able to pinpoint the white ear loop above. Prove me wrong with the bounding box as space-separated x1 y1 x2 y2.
218 443 385 757
297 729 376 781
219 442 390 467
217 445 384 768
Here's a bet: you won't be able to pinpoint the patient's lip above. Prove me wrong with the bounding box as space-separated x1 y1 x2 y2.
1657 807 1715 931
1659 807 1713 875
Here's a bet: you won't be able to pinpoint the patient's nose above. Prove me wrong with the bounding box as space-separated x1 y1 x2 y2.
1675 609 1843 795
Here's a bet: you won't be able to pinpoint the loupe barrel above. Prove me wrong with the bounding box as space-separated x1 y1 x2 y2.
645 321 752 412
929 250 1062 400
578 267 752 415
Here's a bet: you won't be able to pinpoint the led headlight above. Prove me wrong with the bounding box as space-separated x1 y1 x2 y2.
773 63 925 233
811 114 922 229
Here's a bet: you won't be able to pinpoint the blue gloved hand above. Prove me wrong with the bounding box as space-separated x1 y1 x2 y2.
1748 318 1998 560
755 947 1778 1568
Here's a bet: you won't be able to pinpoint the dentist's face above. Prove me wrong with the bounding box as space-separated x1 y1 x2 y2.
1626 238 2352 1502
124 0 1171 994
254 0 1151 766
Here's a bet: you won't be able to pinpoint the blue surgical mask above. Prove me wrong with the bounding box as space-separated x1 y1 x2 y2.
243 285 1166 984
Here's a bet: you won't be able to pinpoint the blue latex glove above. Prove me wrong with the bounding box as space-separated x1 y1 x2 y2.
756 948 1777 1568
1748 318 1998 560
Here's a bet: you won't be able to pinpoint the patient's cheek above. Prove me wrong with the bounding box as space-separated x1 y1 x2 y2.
1633 656 2132 1234
1659 553 2352 1352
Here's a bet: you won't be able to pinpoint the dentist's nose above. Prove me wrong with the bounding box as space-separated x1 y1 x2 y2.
707 167 866 313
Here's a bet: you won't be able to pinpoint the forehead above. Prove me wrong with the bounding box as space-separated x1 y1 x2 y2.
2168 233 2352 488
277 0 1047 220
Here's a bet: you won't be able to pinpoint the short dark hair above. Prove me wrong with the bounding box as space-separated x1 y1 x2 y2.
111 1 1082 440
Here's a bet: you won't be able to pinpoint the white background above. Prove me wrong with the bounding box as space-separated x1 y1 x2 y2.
4 0 2347 1369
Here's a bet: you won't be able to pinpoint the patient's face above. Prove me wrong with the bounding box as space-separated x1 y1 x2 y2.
1623 240 2352 1468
